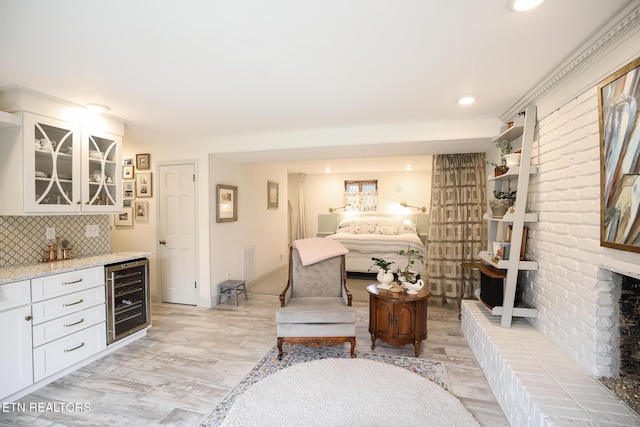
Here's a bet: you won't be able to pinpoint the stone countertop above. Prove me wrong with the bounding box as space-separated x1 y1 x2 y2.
0 252 152 285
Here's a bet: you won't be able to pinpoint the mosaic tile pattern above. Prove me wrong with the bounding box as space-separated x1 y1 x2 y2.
0 215 110 267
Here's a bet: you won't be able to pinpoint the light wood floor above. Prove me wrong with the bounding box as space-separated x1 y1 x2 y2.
2 293 509 426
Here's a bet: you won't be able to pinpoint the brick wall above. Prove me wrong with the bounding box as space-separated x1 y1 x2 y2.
524 88 640 376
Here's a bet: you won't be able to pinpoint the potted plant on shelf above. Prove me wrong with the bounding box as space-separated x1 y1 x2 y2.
369 257 395 286
490 190 517 218
487 139 513 177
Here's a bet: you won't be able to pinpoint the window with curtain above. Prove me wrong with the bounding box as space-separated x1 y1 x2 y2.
344 180 378 212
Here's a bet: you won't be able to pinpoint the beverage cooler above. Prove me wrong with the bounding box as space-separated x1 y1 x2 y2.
105 258 150 344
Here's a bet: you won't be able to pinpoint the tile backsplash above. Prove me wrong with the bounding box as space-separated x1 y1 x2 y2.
0 215 110 267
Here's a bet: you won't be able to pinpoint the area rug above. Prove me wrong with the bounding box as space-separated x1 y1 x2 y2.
199 345 475 427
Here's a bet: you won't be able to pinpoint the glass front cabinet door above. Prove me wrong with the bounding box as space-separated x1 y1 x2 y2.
81 130 122 212
23 113 122 213
24 113 81 213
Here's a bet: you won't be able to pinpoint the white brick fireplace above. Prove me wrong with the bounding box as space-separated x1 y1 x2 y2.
462 14 640 423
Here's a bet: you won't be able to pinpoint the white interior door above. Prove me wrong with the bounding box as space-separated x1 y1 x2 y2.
158 163 197 305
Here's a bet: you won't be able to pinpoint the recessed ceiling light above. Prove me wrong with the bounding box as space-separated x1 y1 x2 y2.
325 167 331 173
85 103 110 113
405 165 413 171
458 97 475 105
508 0 544 12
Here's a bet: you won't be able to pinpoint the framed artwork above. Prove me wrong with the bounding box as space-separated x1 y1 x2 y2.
134 201 148 221
136 171 152 197
268 181 279 210
123 165 134 179
216 184 237 222
123 181 135 200
123 199 132 208
123 157 133 166
598 56 640 252
114 207 133 226
136 153 150 170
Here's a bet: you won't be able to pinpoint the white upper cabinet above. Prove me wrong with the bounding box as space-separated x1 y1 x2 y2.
0 87 124 215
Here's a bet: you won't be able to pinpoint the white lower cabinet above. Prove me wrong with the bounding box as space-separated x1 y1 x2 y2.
30 267 107 383
0 280 33 398
33 322 106 382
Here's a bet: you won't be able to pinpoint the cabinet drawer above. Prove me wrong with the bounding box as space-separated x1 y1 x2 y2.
33 304 106 347
31 267 105 302
33 322 106 382
32 286 105 325
0 280 30 312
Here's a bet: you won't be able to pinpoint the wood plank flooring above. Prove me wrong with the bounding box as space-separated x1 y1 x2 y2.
1 293 509 426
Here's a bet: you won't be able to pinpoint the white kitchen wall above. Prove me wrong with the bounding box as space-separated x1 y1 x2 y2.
301 168 432 238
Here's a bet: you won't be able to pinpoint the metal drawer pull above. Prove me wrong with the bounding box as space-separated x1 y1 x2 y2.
64 342 85 353
64 318 85 328
63 299 84 307
62 278 83 285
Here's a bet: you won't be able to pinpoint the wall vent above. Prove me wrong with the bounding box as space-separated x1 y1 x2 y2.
242 246 255 280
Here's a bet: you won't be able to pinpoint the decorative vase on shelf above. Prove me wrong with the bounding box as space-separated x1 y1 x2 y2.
503 153 521 167
490 199 513 218
376 269 394 286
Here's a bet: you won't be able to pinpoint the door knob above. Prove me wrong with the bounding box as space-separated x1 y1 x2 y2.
159 240 167 245
25 315 32 321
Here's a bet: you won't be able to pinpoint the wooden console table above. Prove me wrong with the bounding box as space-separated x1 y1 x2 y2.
367 284 431 357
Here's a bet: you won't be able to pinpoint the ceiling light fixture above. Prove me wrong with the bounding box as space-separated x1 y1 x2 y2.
85 103 110 113
508 0 544 12
405 165 413 171
458 96 475 105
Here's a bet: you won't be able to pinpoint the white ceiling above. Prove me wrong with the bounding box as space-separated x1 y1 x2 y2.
0 0 633 173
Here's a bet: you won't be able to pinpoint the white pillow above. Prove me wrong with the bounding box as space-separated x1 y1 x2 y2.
402 219 417 234
374 225 398 235
350 223 373 234
338 219 353 228
376 217 404 233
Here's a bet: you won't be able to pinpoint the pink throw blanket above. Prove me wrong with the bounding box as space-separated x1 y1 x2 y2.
293 238 349 266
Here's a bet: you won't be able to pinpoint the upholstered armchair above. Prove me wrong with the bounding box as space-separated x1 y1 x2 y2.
276 242 356 359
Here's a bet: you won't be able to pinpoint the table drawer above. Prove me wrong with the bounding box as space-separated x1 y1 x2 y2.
33 304 106 347
31 267 105 303
0 280 30 312
33 322 106 382
32 286 105 325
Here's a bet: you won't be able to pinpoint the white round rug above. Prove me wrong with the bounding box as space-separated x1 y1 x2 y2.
221 358 480 427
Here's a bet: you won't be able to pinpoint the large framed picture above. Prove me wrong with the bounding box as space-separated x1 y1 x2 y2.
598 56 640 252
268 181 278 210
136 171 152 198
216 184 237 222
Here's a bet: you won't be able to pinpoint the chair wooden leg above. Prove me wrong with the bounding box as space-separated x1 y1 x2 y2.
277 337 284 360
349 337 356 358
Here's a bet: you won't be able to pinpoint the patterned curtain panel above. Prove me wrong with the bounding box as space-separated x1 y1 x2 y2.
426 153 487 308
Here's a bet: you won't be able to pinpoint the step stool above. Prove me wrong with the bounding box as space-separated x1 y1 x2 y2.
216 280 248 306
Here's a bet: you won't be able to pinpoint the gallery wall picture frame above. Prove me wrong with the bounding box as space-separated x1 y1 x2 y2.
216 184 238 222
123 165 134 179
123 157 133 166
114 207 133 226
598 55 640 253
136 153 150 170
123 181 135 200
136 171 152 198
268 180 279 210
134 201 148 221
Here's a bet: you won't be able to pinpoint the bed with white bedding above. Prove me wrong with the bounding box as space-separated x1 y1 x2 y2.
324 215 427 274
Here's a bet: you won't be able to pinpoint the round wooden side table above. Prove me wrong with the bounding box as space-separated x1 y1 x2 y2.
367 283 432 357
